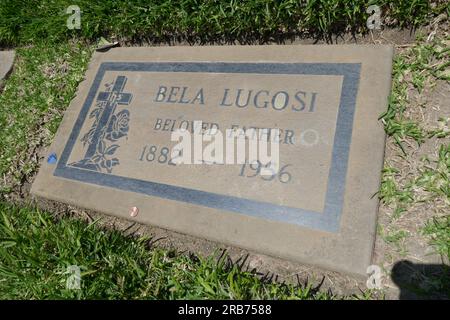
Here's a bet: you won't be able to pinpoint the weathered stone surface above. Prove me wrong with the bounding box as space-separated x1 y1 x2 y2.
31 45 394 277
0 50 15 81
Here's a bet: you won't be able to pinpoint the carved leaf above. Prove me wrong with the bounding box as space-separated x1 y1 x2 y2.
80 126 96 147
111 158 120 166
105 144 120 155
91 154 103 163
97 140 106 154
89 107 101 119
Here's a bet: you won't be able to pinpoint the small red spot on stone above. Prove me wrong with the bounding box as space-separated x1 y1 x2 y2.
130 206 139 217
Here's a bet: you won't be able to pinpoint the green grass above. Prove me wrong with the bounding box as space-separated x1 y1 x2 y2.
0 42 92 194
380 36 450 150
423 215 450 261
420 144 450 262
379 143 450 221
0 0 448 46
377 224 410 256
377 32 449 280
0 202 336 299
379 35 450 221
415 144 450 201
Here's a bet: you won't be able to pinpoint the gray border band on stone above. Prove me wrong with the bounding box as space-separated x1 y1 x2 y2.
54 62 361 233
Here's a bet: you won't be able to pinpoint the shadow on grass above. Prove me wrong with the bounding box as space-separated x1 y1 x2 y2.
391 260 450 300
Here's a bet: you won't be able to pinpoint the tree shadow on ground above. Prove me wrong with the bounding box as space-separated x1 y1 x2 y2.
391 260 450 300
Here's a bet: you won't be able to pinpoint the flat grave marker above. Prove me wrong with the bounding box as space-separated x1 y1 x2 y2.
32 45 394 276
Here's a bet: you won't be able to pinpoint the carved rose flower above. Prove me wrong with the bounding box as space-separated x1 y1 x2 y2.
106 109 130 141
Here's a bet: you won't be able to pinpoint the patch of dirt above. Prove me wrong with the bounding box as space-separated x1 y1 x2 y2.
372 24 450 299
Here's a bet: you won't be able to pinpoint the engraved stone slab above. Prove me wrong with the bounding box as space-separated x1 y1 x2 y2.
31 45 394 276
0 50 15 81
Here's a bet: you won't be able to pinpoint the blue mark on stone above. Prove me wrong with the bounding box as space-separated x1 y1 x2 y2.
47 152 57 164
